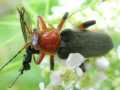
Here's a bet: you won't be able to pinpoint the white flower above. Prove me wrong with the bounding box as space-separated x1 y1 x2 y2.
87 87 96 90
50 71 62 86
84 63 93 71
52 0 84 14
48 0 85 20
95 72 108 83
75 67 84 77
65 82 73 90
97 1 116 19
39 82 45 90
66 53 85 69
82 87 96 90
117 46 120 59
96 57 110 70
75 81 81 89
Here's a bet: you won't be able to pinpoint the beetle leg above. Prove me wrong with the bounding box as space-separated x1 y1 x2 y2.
57 12 68 31
38 16 47 33
32 54 36 62
50 55 54 70
79 20 96 30
79 59 90 72
79 63 86 72
34 52 45 64
22 48 32 70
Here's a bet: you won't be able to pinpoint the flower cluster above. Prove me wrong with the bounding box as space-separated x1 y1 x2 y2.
38 0 120 90
39 53 112 90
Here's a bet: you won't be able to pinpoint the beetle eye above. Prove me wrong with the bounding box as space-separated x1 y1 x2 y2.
32 35 38 46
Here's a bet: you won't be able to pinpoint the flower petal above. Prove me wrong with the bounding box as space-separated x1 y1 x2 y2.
50 71 62 85
66 53 85 69
39 82 45 90
75 67 84 77
96 57 110 70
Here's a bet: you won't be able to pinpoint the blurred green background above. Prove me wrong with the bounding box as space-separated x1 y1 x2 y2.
0 0 120 90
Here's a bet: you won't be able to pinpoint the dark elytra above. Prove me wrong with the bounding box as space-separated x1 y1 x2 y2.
57 29 113 59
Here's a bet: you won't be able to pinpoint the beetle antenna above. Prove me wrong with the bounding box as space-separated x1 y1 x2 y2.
9 68 24 88
0 49 23 71
0 43 30 71
9 72 22 88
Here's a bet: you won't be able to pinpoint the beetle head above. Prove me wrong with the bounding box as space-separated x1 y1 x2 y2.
37 13 68 53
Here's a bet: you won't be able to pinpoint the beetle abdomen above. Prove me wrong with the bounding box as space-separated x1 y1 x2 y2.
57 29 113 59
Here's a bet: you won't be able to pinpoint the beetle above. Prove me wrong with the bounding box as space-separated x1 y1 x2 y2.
0 7 113 87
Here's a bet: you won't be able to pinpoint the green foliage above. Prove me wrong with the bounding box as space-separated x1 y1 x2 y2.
0 0 120 90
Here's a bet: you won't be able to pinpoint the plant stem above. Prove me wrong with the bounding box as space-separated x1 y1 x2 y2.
45 0 50 18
